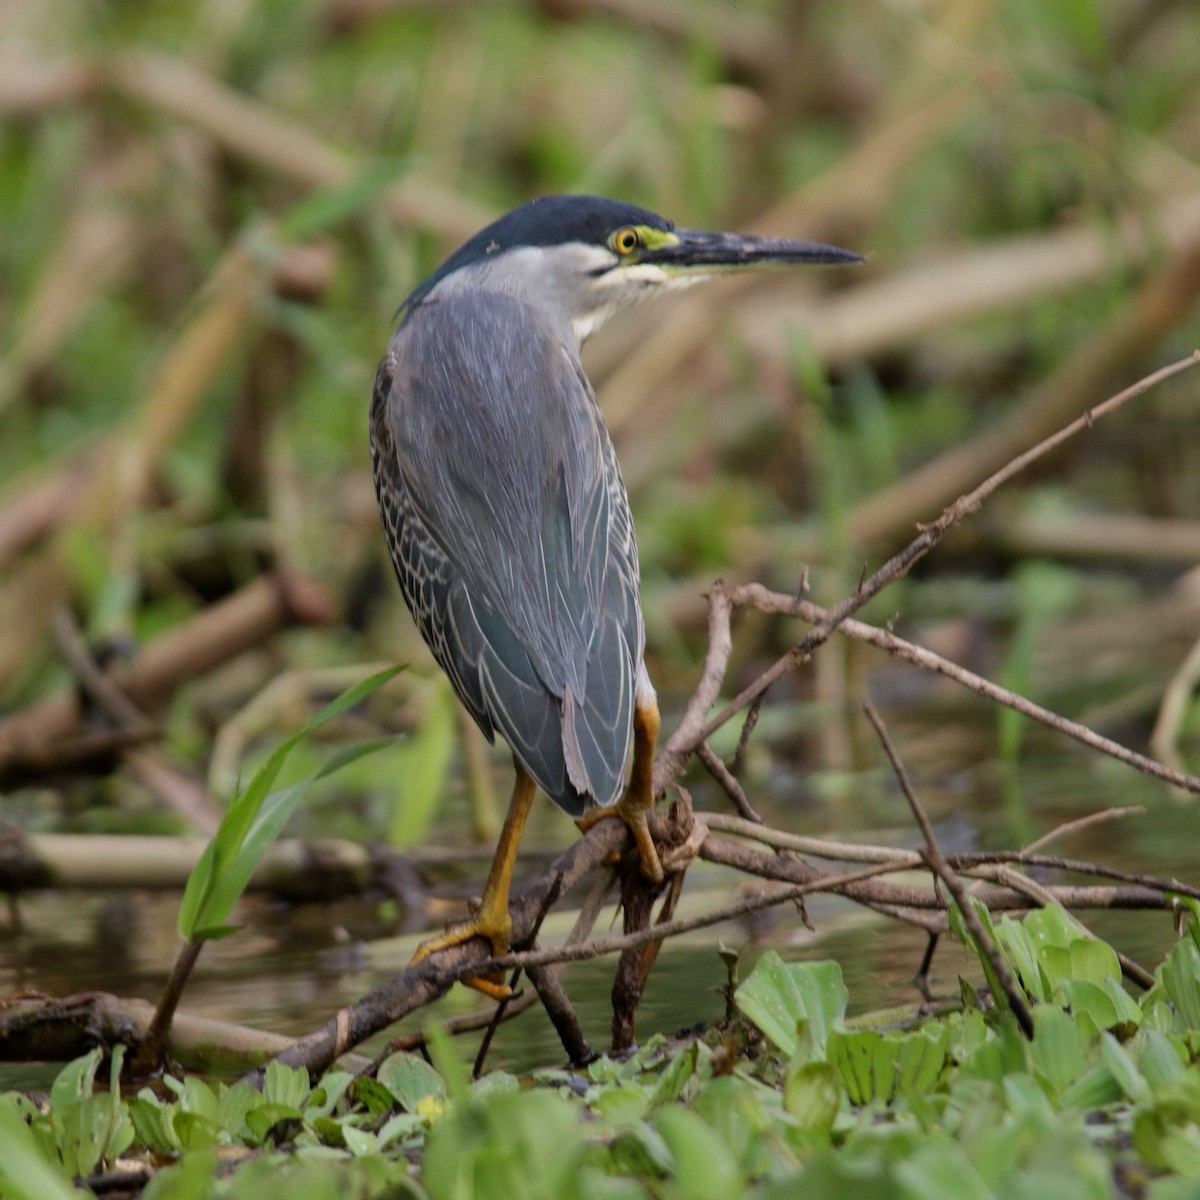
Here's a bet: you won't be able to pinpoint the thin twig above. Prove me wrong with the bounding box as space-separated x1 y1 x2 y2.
862 699 1035 1039
666 354 1200 775
477 858 917 979
1020 806 1146 855
697 744 763 823
732 583 1200 795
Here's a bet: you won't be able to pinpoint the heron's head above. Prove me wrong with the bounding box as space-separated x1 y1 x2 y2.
400 195 862 345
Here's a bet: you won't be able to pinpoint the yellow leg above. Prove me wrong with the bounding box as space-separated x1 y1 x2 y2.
578 702 664 883
411 764 535 998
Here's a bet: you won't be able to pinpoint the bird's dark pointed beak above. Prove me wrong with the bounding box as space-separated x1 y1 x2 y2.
642 228 863 272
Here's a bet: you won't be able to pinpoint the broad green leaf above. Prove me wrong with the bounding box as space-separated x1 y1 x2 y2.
897 1026 949 1101
1161 938 1200 1031
423 1088 586 1200
0 1098 84 1200
140 1150 218 1200
263 1062 311 1111
214 1082 265 1140
829 1030 896 1105
735 953 847 1060
377 1052 447 1112
171 1110 224 1151
1100 1032 1148 1102
1057 979 1140 1036
243 1103 303 1143
425 1021 472 1105
1031 1006 1086 1093
895 1141 993 1200
653 1106 743 1198
1061 1063 1124 1110
1140 1030 1188 1090
49 1049 102 1112
996 914 1047 1002
784 1062 841 1131
340 1124 379 1157
304 1071 355 1120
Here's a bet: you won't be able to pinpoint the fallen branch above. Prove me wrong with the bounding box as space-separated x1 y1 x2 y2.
0 572 338 775
0 991 372 1075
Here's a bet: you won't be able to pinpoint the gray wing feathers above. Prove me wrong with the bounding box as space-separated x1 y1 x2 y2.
370 291 641 814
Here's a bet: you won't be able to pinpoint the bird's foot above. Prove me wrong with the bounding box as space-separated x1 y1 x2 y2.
577 791 665 884
410 901 514 1000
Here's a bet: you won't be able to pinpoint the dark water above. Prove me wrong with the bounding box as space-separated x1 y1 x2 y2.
2 736 1195 1091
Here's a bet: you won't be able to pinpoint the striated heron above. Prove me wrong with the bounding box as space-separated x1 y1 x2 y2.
369 195 860 994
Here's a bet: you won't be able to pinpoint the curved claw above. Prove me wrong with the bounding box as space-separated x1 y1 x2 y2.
410 915 514 999
578 798 664 883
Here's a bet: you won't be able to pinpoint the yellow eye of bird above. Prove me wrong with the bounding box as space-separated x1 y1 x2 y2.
612 227 641 255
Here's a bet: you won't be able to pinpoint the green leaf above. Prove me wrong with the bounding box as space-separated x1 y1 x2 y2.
377 1052 447 1112
0 1097 84 1200
340 1124 379 1157
1161 937 1200 1031
1031 1006 1087 1093
171 1110 224 1151
735 953 847 1060
178 666 402 938
829 1030 896 1105
784 1062 841 1131
263 1061 311 1111
423 1088 586 1199
895 1141 994 1200
653 1106 743 1198
1100 1031 1148 1102
424 1021 472 1106
386 680 457 846
1140 1030 1188 1090
140 1149 218 1200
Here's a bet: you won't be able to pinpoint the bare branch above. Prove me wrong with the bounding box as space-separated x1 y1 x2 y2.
862 699 1035 1039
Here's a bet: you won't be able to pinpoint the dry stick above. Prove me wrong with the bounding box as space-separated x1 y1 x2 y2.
1016 806 1145 856
475 858 938 980
249 812 1187 1079
862 699 1035 1039
242 822 630 1085
653 585 733 794
691 353 1200 772
700 811 1200 904
0 727 161 792
0 992 372 1074
733 582 1200 796
704 829 1182 914
51 610 222 833
0 572 337 771
697 743 763 823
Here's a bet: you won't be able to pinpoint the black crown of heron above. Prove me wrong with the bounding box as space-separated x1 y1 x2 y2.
369 195 860 993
